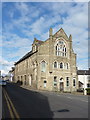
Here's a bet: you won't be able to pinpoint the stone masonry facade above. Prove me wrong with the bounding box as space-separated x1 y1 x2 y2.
14 28 78 92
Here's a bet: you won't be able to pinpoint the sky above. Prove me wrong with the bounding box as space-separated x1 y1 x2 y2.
0 1 89 75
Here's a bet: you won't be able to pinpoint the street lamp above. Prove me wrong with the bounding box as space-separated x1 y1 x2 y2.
84 70 86 95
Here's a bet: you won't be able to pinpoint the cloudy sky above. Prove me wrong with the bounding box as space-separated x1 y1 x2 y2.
1 1 89 75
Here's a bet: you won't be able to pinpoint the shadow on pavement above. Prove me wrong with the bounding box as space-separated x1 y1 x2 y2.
2 82 54 119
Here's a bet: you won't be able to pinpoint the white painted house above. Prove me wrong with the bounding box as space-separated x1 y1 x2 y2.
77 68 90 95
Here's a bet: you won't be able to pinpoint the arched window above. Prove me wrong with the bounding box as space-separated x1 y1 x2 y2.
66 77 69 86
60 78 63 81
53 76 57 87
64 63 69 69
18 76 19 81
33 45 36 52
54 76 57 82
60 62 63 69
55 40 67 57
73 78 76 86
64 63 66 69
41 61 46 72
66 63 69 69
54 62 57 68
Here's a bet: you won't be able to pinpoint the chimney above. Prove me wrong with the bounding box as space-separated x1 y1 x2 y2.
49 28 53 37
69 34 72 41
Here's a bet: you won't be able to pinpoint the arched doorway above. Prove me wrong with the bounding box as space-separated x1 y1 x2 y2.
60 78 64 91
24 75 27 85
29 75 32 86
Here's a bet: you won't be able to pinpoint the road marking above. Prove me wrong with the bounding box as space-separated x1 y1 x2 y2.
67 97 73 99
3 90 14 119
57 94 60 96
67 96 88 102
3 89 20 119
56 94 88 103
80 100 88 102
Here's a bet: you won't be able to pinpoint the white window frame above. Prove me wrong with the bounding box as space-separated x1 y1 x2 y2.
41 61 46 72
54 61 58 68
55 39 67 57
53 76 57 87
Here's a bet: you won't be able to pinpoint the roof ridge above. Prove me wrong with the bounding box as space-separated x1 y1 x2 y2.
53 27 68 39
15 50 38 65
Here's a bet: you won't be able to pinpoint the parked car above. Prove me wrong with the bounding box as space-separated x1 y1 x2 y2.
0 80 7 86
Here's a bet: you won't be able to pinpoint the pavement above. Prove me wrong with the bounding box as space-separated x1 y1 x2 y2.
0 86 2 120
2 82 89 119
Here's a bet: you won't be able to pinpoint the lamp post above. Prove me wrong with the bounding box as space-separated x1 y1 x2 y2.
84 70 86 95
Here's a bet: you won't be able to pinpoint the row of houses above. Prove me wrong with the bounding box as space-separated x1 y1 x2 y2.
0 71 1 79
5 67 90 94
78 69 90 94
5 27 90 94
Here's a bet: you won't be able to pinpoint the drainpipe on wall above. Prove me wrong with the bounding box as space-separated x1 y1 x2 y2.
84 71 87 95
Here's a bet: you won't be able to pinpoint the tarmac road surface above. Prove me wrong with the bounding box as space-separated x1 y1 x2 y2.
2 82 89 119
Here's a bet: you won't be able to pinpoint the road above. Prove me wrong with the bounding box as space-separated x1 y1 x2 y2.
2 82 88 119
0 86 2 120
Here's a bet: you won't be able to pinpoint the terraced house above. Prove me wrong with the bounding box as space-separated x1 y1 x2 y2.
14 28 78 92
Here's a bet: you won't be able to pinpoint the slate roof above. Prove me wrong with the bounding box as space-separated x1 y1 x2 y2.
15 51 37 65
14 39 44 65
33 39 44 45
77 69 90 75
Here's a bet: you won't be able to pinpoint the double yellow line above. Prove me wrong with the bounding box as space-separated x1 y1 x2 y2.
3 88 20 119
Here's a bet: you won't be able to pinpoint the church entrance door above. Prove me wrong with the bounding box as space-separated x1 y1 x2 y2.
60 78 64 91
60 82 64 91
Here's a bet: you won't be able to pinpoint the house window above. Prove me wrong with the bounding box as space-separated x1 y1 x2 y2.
21 76 23 81
41 61 46 72
60 63 63 69
18 76 19 81
73 78 76 86
66 77 69 86
54 62 57 68
54 76 57 87
33 45 36 52
27 60 28 68
55 40 67 57
87 83 90 88
24 75 27 85
44 80 47 88
54 76 57 82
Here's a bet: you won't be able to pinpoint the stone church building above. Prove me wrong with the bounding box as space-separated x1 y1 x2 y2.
14 28 78 92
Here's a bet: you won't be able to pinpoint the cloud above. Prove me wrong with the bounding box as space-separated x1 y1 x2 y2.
0 58 13 67
0 57 14 76
2 32 32 61
15 2 29 16
2 2 89 75
77 58 88 70
2 0 90 2
3 33 32 48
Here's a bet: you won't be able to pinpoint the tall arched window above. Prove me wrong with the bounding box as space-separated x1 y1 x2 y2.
41 61 46 72
64 63 69 69
73 78 76 86
55 40 67 57
53 76 57 87
54 62 57 68
60 62 63 69
66 63 69 69
66 77 69 86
